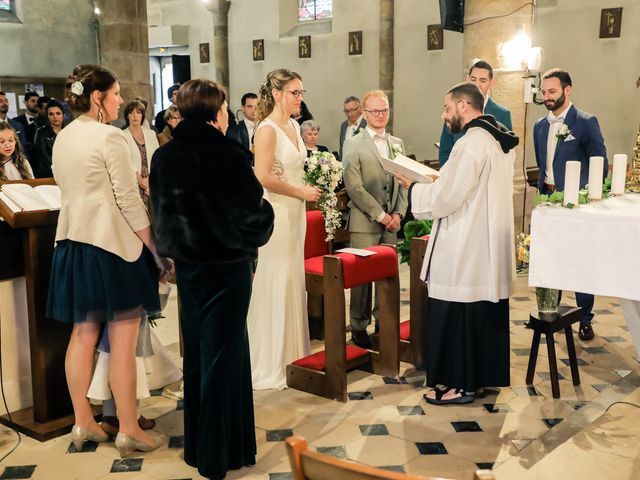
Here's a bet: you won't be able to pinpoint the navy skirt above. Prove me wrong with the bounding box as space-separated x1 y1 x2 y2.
47 240 160 323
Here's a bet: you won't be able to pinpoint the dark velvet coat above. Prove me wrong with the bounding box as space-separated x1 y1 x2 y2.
150 119 274 264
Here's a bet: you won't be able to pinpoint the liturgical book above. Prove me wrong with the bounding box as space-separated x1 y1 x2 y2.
0 183 61 212
381 154 440 184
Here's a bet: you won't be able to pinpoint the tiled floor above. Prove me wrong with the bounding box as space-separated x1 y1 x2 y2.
1 269 639 480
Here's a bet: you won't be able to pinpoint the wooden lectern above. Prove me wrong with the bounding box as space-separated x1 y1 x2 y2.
0 178 74 441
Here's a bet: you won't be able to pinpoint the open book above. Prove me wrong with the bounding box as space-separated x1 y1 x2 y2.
382 154 440 184
0 183 61 212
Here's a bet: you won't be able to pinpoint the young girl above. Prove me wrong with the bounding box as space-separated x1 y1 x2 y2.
0 121 34 180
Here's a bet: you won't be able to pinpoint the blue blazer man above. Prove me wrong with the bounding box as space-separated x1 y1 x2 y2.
439 97 512 166
227 121 251 150
533 104 607 192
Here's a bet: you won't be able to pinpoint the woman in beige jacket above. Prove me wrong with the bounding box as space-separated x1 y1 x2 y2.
47 64 171 457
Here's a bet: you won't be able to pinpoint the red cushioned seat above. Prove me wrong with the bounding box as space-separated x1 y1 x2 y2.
291 345 369 371
303 245 398 289
305 210 329 259
399 320 411 341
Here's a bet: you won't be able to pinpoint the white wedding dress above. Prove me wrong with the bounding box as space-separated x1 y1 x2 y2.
247 118 311 390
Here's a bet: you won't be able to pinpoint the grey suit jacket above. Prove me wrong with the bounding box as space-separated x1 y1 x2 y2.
339 118 367 159
342 130 408 233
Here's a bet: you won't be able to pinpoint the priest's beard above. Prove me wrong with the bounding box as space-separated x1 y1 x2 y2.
544 92 566 111
446 114 463 134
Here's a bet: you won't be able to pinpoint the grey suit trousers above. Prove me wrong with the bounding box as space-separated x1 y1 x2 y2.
349 230 398 332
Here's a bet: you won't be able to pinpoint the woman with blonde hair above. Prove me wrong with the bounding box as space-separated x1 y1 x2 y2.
46 64 171 457
247 69 321 390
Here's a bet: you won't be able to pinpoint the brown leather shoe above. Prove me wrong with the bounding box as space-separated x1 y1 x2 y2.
351 330 372 349
138 415 156 430
579 322 595 341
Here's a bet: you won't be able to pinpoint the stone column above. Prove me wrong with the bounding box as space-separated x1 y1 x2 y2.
206 0 231 91
95 0 152 119
379 0 394 132
463 0 538 234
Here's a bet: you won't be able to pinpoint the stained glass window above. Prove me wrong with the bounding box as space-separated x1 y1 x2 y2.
0 0 11 11
298 0 332 22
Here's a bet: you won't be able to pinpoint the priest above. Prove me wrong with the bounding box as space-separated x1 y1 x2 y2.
396 82 518 405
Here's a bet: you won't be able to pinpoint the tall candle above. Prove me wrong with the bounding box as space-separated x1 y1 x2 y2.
587 156 604 200
563 161 581 207
611 154 628 195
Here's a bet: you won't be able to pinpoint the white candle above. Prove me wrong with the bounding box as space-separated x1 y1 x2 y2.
563 161 581 207
611 154 628 195
587 156 604 200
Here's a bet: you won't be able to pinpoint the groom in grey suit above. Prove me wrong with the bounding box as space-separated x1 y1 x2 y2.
343 90 408 348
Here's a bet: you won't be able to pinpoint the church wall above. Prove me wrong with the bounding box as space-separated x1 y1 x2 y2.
525 0 640 166
227 0 381 153
0 0 97 78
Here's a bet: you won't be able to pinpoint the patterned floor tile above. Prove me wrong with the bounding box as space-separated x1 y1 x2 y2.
476 462 494 470
483 403 513 413
594 309 613 315
511 386 540 396
266 429 294 442
542 418 564 428
602 336 626 343
415 442 448 455
397 406 425 416
315 446 348 459
66 441 99 453
512 296 532 302
168 435 185 448
0 465 36 479
512 348 531 356
379 465 406 473
383 377 408 385
451 421 482 432
537 371 566 381
348 392 373 401
561 357 588 366
359 424 389 436
584 346 609 354
110 458 144 473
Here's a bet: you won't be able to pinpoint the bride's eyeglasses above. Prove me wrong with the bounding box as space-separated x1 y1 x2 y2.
285 89 306 98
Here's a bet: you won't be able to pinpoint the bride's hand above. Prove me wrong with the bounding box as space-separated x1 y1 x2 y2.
299 185 322 202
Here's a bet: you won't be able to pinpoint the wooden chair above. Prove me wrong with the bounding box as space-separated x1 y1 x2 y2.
286 436 495 480
305 210 330 340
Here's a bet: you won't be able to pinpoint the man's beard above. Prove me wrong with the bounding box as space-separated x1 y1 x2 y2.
447 114 463 134
544 92 566 111
0 105 8 115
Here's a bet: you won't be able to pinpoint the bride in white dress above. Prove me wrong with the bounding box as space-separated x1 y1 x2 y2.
248 69 321 390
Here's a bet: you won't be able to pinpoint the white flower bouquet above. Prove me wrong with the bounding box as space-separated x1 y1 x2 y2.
305 151 343 241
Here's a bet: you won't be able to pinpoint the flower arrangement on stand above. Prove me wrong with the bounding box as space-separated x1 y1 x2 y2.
304 151 343 241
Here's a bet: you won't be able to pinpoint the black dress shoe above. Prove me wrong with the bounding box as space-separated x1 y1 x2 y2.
351 330 372 349
579 322 595 341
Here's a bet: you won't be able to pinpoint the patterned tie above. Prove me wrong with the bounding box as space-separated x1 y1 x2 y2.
547 115 563 124
373 133 387 141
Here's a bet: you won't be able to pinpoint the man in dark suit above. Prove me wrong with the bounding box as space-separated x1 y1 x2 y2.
339 95 367 160
154 83 180 133
227 92 257 151
439 60 512 166
12 90 39 157
0 91 28 154
533 68 607 341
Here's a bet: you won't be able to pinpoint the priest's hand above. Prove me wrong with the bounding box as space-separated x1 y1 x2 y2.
394 173 412 189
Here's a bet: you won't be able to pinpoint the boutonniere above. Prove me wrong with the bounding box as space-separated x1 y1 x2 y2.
556 124 571 141
391 143 403 157
352 126 362 136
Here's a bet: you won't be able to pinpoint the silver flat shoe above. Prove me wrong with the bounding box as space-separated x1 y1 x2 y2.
115 432 163 458
70 424 110 451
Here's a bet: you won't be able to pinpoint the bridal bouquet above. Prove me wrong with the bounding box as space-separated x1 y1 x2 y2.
305 151 343 241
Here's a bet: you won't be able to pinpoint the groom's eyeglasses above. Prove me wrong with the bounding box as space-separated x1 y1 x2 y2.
285 89 306 98
364 108 390 116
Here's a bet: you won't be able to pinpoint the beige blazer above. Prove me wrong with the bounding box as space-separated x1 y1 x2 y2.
342 130 408 233
123 126 160 173
52 115 150 261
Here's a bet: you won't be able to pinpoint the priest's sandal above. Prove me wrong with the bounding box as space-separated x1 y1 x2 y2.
70 425 110 451
115 432 163 458
423 387 475 405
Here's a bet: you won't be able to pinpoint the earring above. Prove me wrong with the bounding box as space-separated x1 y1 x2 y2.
98 109 104 123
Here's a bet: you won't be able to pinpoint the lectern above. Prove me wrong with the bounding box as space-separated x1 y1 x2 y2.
0 178 73 440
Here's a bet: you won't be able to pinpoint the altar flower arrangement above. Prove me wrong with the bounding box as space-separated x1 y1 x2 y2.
555 124 571 141
305 151 343 241
516 232 530 273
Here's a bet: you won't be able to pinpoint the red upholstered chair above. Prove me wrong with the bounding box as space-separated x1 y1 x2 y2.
289 244 400 402
304 211 329 339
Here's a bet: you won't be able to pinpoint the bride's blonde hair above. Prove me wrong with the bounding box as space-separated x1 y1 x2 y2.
256 69 302 125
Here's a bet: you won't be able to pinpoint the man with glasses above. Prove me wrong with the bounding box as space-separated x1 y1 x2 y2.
342 90 407 349
339 96 366 160
439 59 512 166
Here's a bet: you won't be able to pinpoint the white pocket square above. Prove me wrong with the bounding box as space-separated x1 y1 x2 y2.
565 134 576 141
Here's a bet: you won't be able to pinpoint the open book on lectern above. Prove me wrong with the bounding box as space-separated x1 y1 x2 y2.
0 183 61 212
381 154 440 184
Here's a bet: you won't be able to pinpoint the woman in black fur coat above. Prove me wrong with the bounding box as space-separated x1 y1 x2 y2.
150 79 274 480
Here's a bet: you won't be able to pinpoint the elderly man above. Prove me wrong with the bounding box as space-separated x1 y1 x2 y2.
343 90 407 348
338 95 366 160
397 82 518 405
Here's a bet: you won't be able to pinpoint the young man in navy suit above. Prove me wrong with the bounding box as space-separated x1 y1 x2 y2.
439 59 512 166
533 68 607 341
227 92 258 151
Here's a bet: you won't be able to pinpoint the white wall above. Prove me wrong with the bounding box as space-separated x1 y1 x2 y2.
525 0 640 166
0 0 97 77
228 0 381 152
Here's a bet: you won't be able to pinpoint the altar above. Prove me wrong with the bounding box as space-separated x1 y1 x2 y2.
529 193 640 356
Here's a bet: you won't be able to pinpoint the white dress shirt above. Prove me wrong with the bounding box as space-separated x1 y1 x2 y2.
545 102 572 185
244 118 255 150
345 115 364 140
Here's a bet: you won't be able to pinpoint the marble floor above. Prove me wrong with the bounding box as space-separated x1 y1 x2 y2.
1 268 639 480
